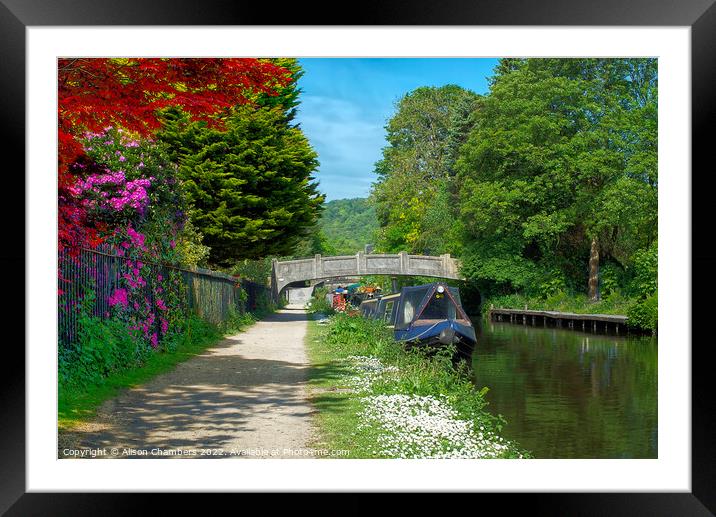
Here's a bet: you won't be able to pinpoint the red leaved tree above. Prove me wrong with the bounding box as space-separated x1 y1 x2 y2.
58 58 291 253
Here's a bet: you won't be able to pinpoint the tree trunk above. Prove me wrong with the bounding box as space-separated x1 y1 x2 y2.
588 236 600 301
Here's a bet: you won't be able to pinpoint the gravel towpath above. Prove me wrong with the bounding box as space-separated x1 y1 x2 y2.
59 308 314 459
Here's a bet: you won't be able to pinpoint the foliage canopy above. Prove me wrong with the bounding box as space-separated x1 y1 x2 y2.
369 59 658 329
160 104 324 266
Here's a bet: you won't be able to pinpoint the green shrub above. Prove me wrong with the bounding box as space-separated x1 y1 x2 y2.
544 289 569 309
630 241 658 297
600 262 625 298
306 287 336 315
483 289 637 318
482 293 529 315
218 304 257 334
252 289 279 315
534 275 566 299
60 314 150 389
595 289 627 312
59 286 229 390
238 287 249 312
230 257 273 285
627 290 658 333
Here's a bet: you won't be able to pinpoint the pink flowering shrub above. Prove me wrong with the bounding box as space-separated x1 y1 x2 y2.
76 169 153 214
61 127 192 353
105 224 188 351
72 127 186 229
108 288 128 307
59 126 252 389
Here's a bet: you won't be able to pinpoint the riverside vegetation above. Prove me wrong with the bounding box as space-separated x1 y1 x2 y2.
366 59 658 332
306 306 528 459
58 291 277 431
58 58 319 429
58 57 658 445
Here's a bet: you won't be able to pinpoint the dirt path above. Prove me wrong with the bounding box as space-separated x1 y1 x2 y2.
59 308 315 459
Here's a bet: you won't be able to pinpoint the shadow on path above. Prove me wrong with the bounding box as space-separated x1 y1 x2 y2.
60 310 314 458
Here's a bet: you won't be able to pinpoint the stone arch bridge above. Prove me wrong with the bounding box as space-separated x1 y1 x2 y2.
271 252 463 301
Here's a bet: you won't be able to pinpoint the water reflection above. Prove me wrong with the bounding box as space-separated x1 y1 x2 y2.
471 320 657 458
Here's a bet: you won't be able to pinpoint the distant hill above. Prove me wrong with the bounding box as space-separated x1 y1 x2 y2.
319 198 379 255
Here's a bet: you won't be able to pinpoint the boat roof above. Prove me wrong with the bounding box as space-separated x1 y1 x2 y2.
402 282 470 324
400 281 451 293
358 292 400 307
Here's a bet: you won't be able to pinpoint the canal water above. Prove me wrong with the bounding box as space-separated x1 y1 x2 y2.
470 319 657 458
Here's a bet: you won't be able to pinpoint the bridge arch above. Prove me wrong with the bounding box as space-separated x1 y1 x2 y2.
271 251 463 301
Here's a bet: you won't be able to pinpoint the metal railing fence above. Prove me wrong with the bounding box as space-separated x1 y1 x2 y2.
58 247 271 348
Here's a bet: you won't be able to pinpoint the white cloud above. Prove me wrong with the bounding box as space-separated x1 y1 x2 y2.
297 95 387 201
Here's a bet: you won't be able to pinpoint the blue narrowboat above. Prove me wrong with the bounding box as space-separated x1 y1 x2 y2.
358 282 476 352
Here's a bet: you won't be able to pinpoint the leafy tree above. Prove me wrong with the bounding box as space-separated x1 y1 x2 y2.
175 219 211 268
457 58 657 298
371 85 481 254
444 92 483 176
629 240 658 298
318 198 379 255
159 105 324 266
231 257 274 285
58 58 291 253
256 58 304 124
292 227 337 257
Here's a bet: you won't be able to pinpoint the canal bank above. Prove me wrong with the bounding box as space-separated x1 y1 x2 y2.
471 318 657 458
489 307 629 334
306 312 528 459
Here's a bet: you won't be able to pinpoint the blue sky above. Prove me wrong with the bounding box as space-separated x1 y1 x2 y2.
295 58 499 202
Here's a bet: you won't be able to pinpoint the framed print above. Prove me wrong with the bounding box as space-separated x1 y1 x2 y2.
2 0 713 513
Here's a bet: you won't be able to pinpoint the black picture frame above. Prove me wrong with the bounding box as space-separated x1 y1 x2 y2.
2 0 712 513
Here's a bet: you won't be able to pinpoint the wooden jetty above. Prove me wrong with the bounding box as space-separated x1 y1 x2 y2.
489 307 629 334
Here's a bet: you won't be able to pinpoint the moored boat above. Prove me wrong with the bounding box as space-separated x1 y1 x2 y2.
358 281 476 352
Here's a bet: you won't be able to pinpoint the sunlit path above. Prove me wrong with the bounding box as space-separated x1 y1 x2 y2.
60 309 314 459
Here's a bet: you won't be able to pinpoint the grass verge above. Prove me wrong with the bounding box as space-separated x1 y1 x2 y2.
58 310 267 431
306 312 528 459
305 317 384 457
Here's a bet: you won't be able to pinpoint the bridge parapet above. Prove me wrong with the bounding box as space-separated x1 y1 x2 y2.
271 251 463 301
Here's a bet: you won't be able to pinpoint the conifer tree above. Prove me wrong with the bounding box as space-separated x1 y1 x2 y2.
160 104 323 266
